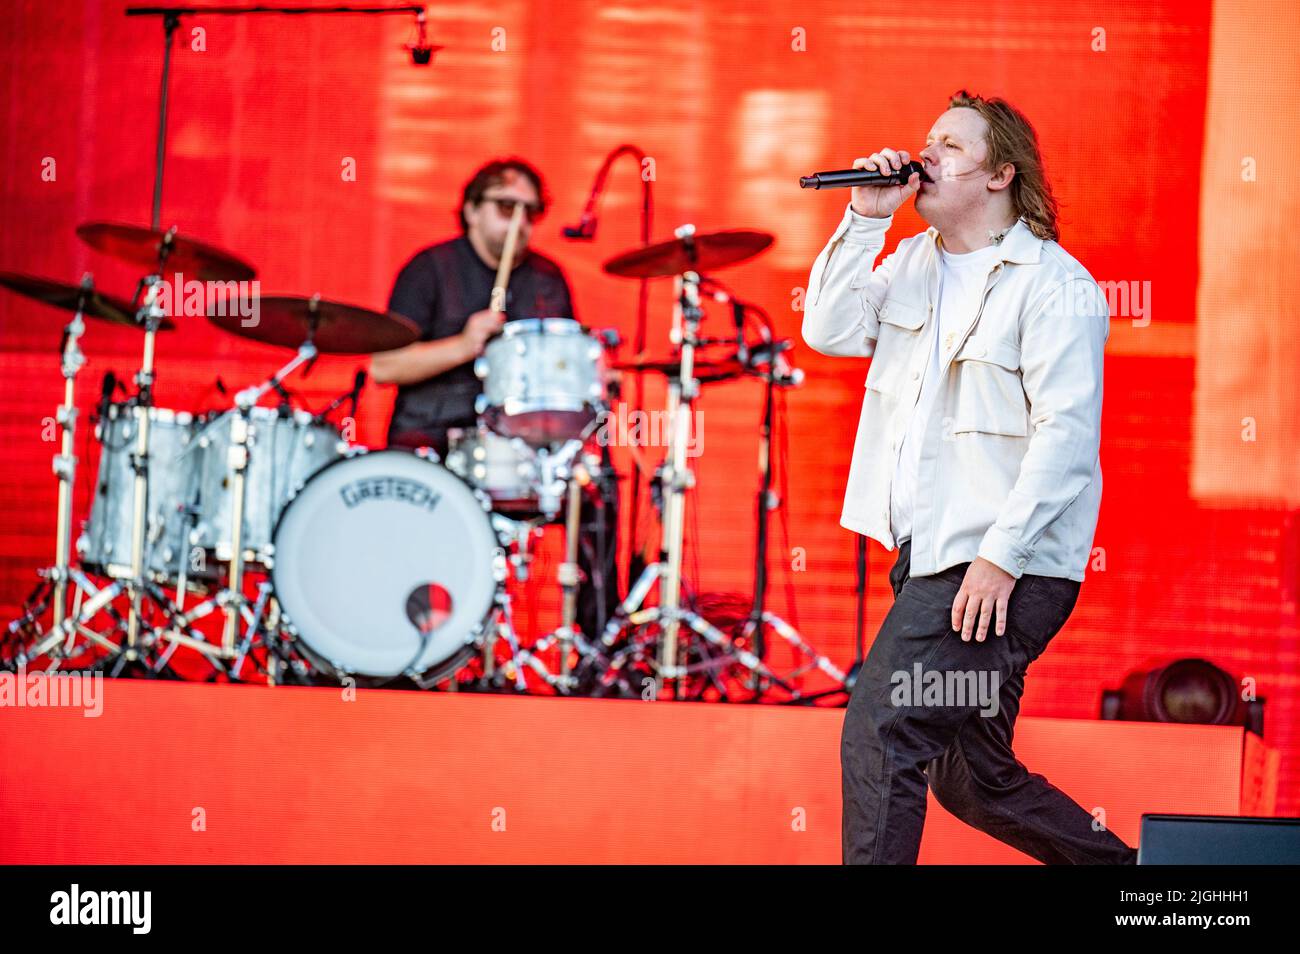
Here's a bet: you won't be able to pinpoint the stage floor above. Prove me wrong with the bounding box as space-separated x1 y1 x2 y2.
0 679 1275 864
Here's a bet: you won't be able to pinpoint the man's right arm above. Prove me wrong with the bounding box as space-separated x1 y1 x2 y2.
372 253 463 386
801 205 898 358
370 334 477 386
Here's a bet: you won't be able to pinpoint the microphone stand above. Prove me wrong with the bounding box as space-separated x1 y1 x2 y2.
729 293 847 700
562 144 654 595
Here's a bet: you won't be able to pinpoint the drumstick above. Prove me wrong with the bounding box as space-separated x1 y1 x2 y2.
489 201 527 314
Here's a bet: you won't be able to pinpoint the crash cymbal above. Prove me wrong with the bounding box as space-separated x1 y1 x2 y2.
76 223 257 283
602 229 774 279
206 294 420 354
612 355 748 383
0 271 175 330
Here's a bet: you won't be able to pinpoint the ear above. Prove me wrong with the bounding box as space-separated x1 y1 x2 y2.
987 162 1015 193
462 199 478 223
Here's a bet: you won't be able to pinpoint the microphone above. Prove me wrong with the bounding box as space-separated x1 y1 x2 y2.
562 144 648 241
561 209 597 241
799 161 932 190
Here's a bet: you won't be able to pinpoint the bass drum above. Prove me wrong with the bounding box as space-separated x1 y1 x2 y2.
270 448 504 682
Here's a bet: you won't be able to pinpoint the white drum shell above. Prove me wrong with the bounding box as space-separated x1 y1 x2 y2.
270 448 502 679
191 407 345 565
444 426 541 511
476 317 604 446
79 403 200 581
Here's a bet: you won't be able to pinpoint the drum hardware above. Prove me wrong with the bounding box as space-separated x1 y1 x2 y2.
70 223 253 666
594 228 764 695
556 457 587 683
3 206 851 699
187 293 416 661
51 277 91 635
0 266 201 676
696 281 841 697
218 340 315 657
592 224 842 700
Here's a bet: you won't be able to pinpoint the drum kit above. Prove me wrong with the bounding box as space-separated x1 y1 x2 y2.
2 211 848 701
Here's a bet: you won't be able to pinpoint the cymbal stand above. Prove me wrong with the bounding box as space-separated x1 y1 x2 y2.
153 335 317 665
121 257 171 659
50 277 92 633
224 338 317 657
598 226 788 697
3 278 118 669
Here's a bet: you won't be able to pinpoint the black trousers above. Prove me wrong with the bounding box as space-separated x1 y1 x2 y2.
840 538 1138 865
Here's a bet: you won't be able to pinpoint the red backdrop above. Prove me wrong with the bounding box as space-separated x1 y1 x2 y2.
2 0 1296 814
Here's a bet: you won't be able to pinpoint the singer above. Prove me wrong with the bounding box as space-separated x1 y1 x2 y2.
372 157 619 643
803 91 1134 865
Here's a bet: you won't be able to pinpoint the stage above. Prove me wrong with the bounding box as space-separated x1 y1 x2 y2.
0 679 1276 864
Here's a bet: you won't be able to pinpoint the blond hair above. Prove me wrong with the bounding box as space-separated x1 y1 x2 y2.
948 90 1059 242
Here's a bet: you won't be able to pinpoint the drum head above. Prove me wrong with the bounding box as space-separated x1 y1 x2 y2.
270 449 500 679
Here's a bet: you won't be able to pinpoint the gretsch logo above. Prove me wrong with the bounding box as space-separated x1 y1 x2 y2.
339 476 441 511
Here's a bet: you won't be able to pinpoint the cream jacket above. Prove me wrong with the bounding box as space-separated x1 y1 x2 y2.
801 204 1108 581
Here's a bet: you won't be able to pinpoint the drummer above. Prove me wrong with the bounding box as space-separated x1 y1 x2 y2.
373 157 574 455
373 157 620 643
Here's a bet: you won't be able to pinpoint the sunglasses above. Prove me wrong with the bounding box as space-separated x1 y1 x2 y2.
482 195 545 223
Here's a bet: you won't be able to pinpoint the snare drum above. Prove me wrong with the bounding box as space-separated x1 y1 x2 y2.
190 406 346 566
474 317 605 446
79 402 201 581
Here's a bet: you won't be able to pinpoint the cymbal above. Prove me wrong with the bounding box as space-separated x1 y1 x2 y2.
0 271 175 330
603 229 774 279
612 355 748 383
76 223 257 283
206 294 420 354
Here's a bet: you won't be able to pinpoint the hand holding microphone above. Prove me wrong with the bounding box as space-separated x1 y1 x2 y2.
850 149 922 219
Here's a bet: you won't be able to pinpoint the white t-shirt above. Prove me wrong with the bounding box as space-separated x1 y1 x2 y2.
890 241 1005 545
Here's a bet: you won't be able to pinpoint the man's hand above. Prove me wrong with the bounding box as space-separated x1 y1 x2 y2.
460 308 506 358
851 148 922 219
952 557 1016 642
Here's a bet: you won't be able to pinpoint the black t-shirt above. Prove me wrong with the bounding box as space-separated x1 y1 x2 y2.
384 235 575 445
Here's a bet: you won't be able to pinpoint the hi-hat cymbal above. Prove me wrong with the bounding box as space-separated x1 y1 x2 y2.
0 271 175 330
603 229 774 279
76 223 257 283
206 294 420 354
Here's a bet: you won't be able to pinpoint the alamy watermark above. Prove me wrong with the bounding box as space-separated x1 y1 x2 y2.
891 663 1000 717
0 665 103 717
150 272 261 328
592 402 704 457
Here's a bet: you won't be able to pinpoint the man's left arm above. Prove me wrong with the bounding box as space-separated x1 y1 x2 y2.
977 277 1110 578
